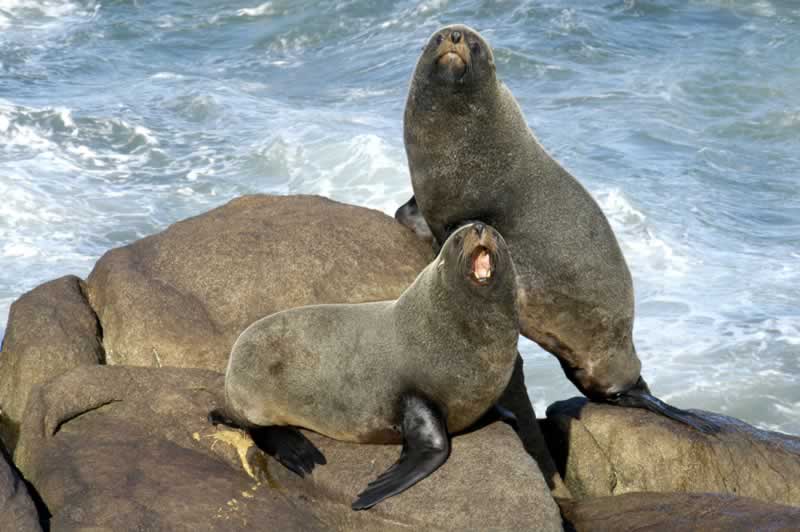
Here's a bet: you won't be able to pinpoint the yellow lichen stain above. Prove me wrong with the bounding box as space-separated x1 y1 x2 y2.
202 429 258 479
251 448 282 490
197 428 283 491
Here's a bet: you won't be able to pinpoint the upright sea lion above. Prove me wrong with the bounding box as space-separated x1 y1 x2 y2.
211 222 520 509
397 24 715 432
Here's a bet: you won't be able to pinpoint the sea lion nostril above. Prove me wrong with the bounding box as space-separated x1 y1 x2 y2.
451 30 462 43
474 222 485 236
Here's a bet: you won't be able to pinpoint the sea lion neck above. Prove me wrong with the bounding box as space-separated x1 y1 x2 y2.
394 224 519 336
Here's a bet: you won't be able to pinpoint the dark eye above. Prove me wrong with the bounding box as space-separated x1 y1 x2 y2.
470 41 481 54
435 34 444 46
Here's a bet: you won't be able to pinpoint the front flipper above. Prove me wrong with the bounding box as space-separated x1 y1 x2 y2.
609 378 719 434
250 426 327 478
352 395 450 510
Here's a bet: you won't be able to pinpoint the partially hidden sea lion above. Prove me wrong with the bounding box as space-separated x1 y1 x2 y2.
396 24 715 432
210 222 520 509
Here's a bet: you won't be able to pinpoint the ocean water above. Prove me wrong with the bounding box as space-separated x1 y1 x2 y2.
1 0 798 435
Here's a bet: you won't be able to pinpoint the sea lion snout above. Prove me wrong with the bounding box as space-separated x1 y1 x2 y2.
434 29 470 82
421 25 494 88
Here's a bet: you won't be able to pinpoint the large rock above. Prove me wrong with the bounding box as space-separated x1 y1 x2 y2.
0 275 104 451
0 194 567 502
15 365 563 531
1 448 42 532
559 492 800 532
543 398 800 507
86 194 433 371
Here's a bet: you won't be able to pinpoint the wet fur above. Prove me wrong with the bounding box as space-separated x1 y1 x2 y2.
401 25 717 432
223 223 519 449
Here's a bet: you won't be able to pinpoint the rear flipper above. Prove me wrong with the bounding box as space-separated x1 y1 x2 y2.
395 196 436 245
464 403 519 434
208 408 326 477
608 378 719 434
352 395 450 510
251 426 327 477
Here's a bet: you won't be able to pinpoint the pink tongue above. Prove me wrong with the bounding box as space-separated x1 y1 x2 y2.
473 250 491 278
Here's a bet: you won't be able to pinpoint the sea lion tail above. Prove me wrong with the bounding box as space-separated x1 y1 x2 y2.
610 378 720 434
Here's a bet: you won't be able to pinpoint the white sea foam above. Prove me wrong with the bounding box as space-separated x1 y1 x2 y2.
0 0 80 18
596 187 690 277
56 107 75 128
413 0 448 15
700 0 776 18
237 2 274 18
133 125 158 146
156 15 177 29
66 144 98 160
2 242 40 258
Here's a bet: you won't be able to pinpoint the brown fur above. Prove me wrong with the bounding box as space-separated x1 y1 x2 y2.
223 223 520 442
403 25 641 400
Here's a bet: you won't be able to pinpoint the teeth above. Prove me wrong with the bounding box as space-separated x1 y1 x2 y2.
473 249 492 281
475 270 491 280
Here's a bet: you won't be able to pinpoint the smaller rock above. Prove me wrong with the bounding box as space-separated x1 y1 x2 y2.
0 275 104 451
543 398 800 507
559 492 800 532
1 448 42 532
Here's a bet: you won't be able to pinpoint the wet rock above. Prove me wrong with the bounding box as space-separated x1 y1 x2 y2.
543 398 800 507
559 491 800 532
1 447 42 532
0 275 104 451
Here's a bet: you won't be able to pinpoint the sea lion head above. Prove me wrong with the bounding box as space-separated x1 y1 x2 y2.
414 24 496 93
435 222 517 307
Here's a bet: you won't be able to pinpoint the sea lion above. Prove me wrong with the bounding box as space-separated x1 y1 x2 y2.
397 24 715 432
210 222 520 509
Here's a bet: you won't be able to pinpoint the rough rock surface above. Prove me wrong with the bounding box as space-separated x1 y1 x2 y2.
86 194 433 371
1 448 42 532
559 492 800 532
15 365 563 531
543 398 800 507
0 275 104 451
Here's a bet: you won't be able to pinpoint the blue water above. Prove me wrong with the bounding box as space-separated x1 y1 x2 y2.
1 0 798 435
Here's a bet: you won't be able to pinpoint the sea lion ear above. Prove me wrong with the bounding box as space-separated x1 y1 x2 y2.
437 260 446 271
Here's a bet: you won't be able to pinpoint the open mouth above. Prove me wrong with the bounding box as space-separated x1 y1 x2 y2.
471 246 493 284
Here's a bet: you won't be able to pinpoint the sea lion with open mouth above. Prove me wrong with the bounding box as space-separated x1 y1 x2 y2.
211 222 521 509
397 24 716 433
